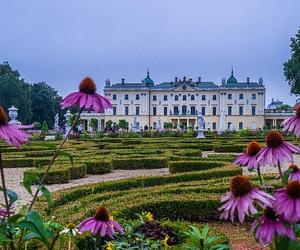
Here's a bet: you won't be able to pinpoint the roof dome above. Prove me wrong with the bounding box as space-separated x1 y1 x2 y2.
227 69 237 84
144 70 154 86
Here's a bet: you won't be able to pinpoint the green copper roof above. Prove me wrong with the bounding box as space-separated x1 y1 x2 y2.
144 69 154 85
227 69 238 84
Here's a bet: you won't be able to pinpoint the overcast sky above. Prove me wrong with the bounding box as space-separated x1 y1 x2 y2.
0 0 299 105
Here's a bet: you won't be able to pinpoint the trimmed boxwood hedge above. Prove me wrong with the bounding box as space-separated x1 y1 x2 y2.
24 167 70 184
213 145 246 153
85 160 112 174
69 165 87 179
169 161 226 173
111 157 168 170
3 158 35 168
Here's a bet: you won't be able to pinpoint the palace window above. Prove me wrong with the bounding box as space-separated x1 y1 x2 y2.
113 94 117 100
212 107 217 116
212 122 216 130
153 107 157 116
228 94 232 100
239 122 243 130
182 105 187 115
135 106 140 115
201 95 206 101
174 95 178 101
228 122 232 130
252 93 256 100
153 95 157 101
239 106 243 115
239 94 244 100
191 106 196 115
183 95 187 101
136 94 140 100
212 95 217 100
201 107 206 115
125 106 129 115
228 106 232 115
113 107 117 115
252 106 256 115
124 94 128 100
164 107 168 116
163 95 168 101
191 95 195 101
174 106 179 115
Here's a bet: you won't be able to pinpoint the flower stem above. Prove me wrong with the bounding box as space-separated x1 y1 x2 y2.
257 167 264 187
27 109 83 211
0 152 15 250
277 162 283 181
68 234 71 250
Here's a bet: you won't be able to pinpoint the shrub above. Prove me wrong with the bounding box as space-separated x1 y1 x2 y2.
172 149 202 157
24 167 70 184
169 161 226 173
121 139 142 145
69 165 87 179
3 158 35 168
213 145 246 153
112 157 168 170
85 160 112 174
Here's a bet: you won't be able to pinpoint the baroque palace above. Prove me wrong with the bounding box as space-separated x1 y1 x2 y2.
80 70 293 131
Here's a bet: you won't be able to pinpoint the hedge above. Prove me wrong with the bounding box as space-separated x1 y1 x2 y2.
85 160 112 175
3 158 35 168
24 167 70 184
213 145 246 153
69 165 87 179
172 149 202 157
121 139 142 145
169 161 226 173
111 157 168 170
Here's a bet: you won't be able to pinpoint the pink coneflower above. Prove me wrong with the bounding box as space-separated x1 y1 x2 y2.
219 176 274 223
274 181 300 223
0 106 30 148
234 141 262 170
256 131 300 166
282 104 300 137
286 164 300 181
252 206 295 245
61 77 112 113
78 206 124 238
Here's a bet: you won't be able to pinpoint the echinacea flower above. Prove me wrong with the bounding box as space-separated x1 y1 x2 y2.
286 164 300 181
256 131 300 166
0 106 30 148
78 206 124 238
273 181 300 222
0 207 14 219
60 223 81 236
252 206 295 245
106 241 115 250
234 141 262 170
282 104 300 137
61 77 112 113
219 176 274 223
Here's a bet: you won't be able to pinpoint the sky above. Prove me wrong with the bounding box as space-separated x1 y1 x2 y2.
0 0 299 105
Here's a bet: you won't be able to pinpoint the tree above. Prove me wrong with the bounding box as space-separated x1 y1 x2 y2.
118 119 128 130
277 104 292 111
41 120 49 133
30 82 62 129
90 118 98 133
0 62 32 123
284 28 300 96
106 120 113 129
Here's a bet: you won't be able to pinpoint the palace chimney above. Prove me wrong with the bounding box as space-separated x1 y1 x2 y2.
247 77 250 83
198 77 201 83
175 77 178 83
121 78 125 84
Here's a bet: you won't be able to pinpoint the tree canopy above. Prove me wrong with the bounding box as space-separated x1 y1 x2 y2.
0 62 62 126
284 28 300 96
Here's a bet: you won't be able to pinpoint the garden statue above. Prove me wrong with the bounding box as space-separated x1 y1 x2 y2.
196 112 205 138
8 105 21 125
157 118 162 131
64 109 72 136
54 113 60 131
132 115 139 132
218 111 225 134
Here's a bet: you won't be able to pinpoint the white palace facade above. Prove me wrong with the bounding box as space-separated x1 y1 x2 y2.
80 70 277 131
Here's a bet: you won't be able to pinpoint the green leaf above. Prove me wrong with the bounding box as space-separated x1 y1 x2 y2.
23 173 39 195
8 213 23 224
282 168 292 186
39 186 52 208
0 235 11 242
5 189 18 206
57 151 74 166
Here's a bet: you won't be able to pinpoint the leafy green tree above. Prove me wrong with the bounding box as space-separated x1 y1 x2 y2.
30 82 62 129
277 104 292 111
0 62 32 123
106 120 113 129
90 118 99 132
118 119 128 129
284 28 300 96
41 120 49 133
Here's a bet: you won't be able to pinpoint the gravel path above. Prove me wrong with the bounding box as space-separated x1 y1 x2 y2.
2 152 300 207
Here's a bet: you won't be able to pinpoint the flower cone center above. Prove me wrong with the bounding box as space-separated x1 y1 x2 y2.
286 181 300 199
246 141 262 156
0 107 8 126
266 131 283 148
230 176 253 197
289 164 299 172
79 77 97 94
296 105 300 117
95 207 110 221
264 207 277 220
